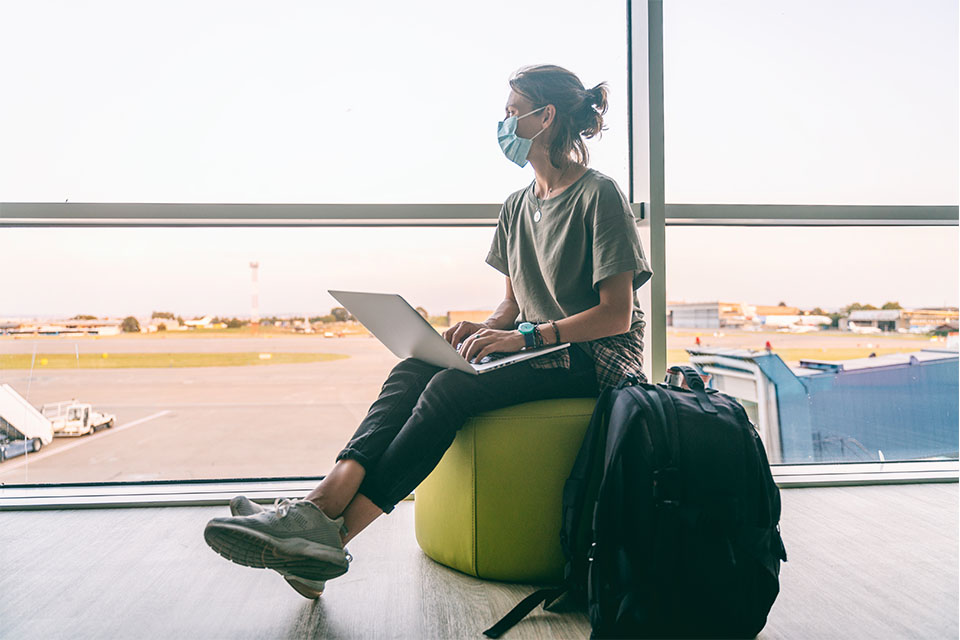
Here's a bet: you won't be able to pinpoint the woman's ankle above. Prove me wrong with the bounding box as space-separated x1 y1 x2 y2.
304 458 366 518
305 494 345 519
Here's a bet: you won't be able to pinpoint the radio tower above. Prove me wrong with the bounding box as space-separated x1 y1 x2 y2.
249 261 260 335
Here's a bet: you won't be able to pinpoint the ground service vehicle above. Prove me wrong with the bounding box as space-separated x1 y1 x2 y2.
0 384 54 462
42 401 116 436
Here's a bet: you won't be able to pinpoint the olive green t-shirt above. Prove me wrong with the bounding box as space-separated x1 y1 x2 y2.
485 168 653 336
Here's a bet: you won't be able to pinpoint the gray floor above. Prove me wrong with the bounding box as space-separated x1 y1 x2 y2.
1 483 957 639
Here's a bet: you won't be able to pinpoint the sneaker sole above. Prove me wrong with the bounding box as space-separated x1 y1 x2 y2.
204 521 349 581
283 575 324 599
227 500 327 597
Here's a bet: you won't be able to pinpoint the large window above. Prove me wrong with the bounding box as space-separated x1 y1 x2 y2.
0 1 629 204
663 0 959 205
656 0 958 470
0 227 503 484
1 0 957 495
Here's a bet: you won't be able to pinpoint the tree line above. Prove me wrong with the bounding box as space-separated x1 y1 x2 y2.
98 302 921 333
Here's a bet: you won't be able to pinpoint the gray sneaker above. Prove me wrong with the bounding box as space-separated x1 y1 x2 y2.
228 496 330 599
206 497 351 582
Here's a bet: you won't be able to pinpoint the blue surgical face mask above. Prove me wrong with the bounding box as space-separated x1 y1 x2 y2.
497 106 547 167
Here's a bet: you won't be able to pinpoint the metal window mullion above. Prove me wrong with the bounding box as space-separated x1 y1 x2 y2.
647 0 667 383
663 204 959 225
0 203 503 226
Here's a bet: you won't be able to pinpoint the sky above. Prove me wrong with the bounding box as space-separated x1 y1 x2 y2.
0 0 957 319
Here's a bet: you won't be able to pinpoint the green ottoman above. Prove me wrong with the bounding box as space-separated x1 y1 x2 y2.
414 397 597 583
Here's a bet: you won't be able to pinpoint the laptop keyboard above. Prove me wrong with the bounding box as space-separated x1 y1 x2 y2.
456 343 508 365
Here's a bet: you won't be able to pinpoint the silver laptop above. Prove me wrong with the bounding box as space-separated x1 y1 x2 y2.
328 290 569 375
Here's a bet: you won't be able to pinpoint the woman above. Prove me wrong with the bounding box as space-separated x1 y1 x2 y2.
203 64 653 599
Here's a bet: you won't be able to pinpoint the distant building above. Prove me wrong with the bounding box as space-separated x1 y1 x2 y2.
668 301 797 329
903 309 959 331
669 302 738 329
753 304 801 318
840 309 959 333
1 319 122 336
446 310 493 327
0 320 21 335
143 318 184 332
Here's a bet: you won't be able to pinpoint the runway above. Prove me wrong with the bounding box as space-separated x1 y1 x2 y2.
0 329 941 484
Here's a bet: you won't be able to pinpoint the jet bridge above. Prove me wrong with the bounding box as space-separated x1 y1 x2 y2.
683 347 959 464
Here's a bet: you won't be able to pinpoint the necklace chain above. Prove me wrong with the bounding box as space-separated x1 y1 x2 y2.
534 163 571 218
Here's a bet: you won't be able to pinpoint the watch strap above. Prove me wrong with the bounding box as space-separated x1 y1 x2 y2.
522 330 536 348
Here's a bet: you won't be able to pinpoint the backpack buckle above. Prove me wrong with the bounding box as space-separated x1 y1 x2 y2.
587 542 598 562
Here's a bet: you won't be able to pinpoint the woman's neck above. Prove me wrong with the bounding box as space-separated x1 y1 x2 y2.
529 153 586 199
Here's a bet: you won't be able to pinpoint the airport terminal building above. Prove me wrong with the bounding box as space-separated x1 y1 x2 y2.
668 301 958 332
839 308 960 333
667 301 802 329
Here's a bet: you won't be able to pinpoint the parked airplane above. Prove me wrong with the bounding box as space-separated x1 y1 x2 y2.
897 326 933 334
184 315 214 328
786 324 821 333
848 321 882 335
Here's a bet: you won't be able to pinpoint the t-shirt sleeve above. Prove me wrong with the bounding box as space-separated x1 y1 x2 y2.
485 204 510 277
591 181 653 291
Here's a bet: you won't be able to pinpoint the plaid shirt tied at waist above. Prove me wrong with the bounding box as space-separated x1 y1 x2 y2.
525 323 647 389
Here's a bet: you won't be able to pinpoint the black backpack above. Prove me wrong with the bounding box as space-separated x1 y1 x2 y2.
484 366 787 639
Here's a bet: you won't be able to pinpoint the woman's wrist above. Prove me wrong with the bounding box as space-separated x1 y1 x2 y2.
533 325 543 348
535 322 559 345
550 321 561 345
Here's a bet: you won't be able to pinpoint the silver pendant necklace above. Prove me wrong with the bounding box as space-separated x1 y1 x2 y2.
533 164 570 223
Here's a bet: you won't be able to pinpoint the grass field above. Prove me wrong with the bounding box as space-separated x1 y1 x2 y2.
0 352 349 369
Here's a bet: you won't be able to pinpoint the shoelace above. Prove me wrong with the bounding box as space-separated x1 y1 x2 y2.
270 497 352 563
274 497 296 518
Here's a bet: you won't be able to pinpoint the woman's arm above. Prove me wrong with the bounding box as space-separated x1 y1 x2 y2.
538 270 634 345
459 271 635 363
483 277 521 330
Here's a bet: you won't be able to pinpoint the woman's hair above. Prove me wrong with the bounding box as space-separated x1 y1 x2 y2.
508 64 609 169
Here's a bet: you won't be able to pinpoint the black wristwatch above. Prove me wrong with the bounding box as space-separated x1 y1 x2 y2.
518 322 536 349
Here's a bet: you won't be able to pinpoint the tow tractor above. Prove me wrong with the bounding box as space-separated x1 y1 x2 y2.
41 400 116 436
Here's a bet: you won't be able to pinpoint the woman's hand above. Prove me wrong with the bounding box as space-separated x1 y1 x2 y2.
443 321 488 348
458 327 525 364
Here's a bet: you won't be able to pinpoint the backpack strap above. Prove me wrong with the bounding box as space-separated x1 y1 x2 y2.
482 586 569 638
560 385 613 558
615 384 685 621
674 365 718 415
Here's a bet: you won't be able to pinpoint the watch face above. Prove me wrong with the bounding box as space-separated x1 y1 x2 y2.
518 322 534 333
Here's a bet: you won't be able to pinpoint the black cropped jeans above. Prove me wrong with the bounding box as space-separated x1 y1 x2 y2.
335 346 600 514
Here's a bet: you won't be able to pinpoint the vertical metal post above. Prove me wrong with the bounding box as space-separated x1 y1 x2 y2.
647 0 667 382
249 261 260 334
626 0 635 205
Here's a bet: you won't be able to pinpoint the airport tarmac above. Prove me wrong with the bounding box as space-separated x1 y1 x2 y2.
0 336 397 484
0 329 941 484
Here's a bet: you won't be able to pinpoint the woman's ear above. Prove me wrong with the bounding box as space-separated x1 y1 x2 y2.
541 104 556 129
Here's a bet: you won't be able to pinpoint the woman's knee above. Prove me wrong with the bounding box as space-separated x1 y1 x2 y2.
381 357 440 388
418 369 478 414
389 357 439 377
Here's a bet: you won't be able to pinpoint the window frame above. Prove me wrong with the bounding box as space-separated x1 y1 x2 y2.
0 0 956 504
